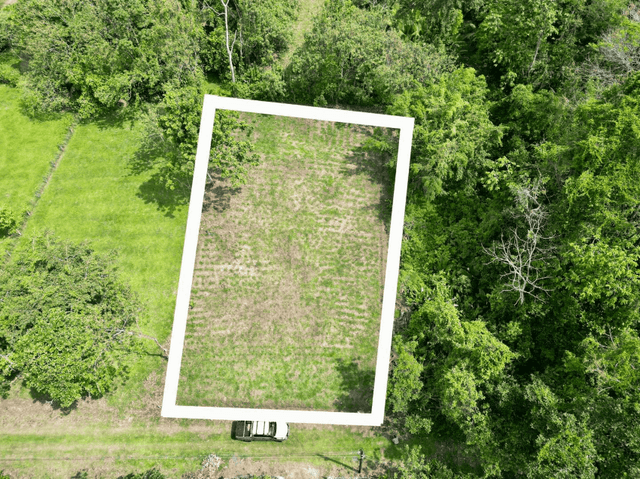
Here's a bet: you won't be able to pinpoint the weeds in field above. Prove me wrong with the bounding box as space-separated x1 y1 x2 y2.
177 113 398 412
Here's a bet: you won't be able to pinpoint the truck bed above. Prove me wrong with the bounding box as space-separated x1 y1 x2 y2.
234 421 279 441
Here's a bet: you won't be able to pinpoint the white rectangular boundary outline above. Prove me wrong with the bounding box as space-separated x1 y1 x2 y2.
162 96 414 426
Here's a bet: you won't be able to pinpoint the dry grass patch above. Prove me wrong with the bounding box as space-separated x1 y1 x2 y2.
176 113 397 412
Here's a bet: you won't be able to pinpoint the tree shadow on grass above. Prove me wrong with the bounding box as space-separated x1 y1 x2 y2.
70 470 90 479
135 170 191 219
332 357 375 413
315 454 357 472
126 136 243 219
89 105 139 131
202 172 242 215
339 126 398 231
125 133 192 218
28 387 78 416
19 107 72 124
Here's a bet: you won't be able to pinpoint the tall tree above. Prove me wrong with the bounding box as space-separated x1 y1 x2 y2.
198 0 298 79
131 84 261 207
220 0 237 82
393 0 485 48
388 67 502 200
286 0 455 106
0 232 148 406
9 0 202 117
472 0 627 90
387 274 516 471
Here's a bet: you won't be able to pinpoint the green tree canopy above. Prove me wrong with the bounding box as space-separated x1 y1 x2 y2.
286 0 455 106
0 231 142 407
473 0 627 90
387 274 516 464
389 45 640 477
8 0 202 117
389 67 502 200
133 84 260 189
198 0 298 76
392 0 484 48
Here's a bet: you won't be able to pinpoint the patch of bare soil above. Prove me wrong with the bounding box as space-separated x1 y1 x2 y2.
187 455 393 479
0 393 119 434
0 367 228 440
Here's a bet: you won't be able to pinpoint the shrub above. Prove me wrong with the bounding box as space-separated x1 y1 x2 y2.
9 0 202 118
286 0 454 106
0 231 143 406
234 65 287 101
0 62 19 86
0 4 14 51
121 468 167 479
0 204 18 236
0 51 20 87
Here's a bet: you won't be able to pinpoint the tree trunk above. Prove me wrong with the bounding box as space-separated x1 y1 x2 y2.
221 0 236 83
528 34 543 77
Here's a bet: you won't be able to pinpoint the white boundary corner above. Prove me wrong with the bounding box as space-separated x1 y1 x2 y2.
161 95 414 426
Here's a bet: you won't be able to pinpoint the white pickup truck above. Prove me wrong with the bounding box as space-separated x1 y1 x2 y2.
234 420 289 442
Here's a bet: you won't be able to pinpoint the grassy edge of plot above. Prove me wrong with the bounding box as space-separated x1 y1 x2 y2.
0 425 482 477
0 84 74 257
15 119 189 411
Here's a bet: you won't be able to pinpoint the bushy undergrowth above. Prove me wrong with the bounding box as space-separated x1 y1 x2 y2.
0 205 18 237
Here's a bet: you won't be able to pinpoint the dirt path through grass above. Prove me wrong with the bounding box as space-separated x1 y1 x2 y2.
0 392 399 478
0 84 74 259
1 121 76 264
279 0 324 69
11 121 76 232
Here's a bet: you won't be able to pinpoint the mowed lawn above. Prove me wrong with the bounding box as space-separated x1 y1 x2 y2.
18 118 189 408
0 419 414 478
177 113 397 412
0 84 73 255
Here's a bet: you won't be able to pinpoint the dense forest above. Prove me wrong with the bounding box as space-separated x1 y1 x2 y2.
1 0 639 477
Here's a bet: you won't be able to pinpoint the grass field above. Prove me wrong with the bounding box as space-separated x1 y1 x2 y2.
175 113 396 412
0 106 430 478
0 396 445 478
16 117 189 410
1 384 481 478
0 84 73 256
